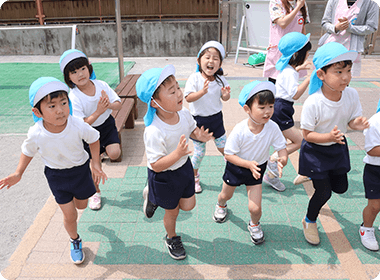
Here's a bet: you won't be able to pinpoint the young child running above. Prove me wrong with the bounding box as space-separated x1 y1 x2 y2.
0 77 107 264
359 100 380 251
60 49 121 210
213 81 288 244
136 65 213 260
299 42 369 245
184 40 231 193
265 32 312 191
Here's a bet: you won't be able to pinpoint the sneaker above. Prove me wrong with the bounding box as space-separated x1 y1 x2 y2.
263 173 286 192
248 222 265 244
359 224 379 251
266 160 279 178
165 235 186 260
213 203 227 223
195 173 202 193
88 192 101 210
143 185 158 218
293 175 311 185
70 236 85 264
302 218 320 245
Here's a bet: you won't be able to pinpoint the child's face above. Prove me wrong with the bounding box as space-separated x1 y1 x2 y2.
244 98 274 125
33 94 70 130
318 62 352 93
68 65 91 87
154 77 183 113
199 48 222 77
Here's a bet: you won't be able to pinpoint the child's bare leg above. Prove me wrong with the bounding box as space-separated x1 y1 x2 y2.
282 127 303 155
246 184 262 224
105 143 121 161
363 199 380 227
59 201 79 239
179 195 196 211
164 206 180 238
218 182 236 206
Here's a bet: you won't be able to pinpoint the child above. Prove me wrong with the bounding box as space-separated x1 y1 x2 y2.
0 77 107 264
60 49 121 210
319 0 378 76
265 32 312 191
136 65 213 260
184 40 231 193
263 0 310 83
299 42 369 245
359 100 380 251
213 81 288 244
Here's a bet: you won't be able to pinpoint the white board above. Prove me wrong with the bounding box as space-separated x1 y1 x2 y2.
244 0 270 49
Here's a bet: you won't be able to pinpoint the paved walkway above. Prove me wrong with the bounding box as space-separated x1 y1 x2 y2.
1 55 380 280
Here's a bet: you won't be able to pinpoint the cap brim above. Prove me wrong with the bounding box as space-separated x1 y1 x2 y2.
156 65 176 91
325 51 358 67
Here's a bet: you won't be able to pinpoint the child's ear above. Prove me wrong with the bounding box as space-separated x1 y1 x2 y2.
316 69 325 81
150 99 158 109
243 104 251 114
32 107 42 118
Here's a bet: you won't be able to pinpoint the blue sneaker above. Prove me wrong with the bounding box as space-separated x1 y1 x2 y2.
70 236 85 264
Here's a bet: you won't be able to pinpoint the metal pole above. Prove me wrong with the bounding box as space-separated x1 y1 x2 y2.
115 0 124 83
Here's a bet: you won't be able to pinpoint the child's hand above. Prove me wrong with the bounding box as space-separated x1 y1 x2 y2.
0 173 21 190
91 163 108 185
175 134 192 158
195 126 214 143
329 125 345 144
350 116 369 131
296 0 305 8
201 80 209 96
96 91 110 114
248 160 261 180
295 61 312 72
221 85 231 100
276 160 284 178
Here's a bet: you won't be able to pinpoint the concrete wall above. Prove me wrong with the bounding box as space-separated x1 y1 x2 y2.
0 20 219 57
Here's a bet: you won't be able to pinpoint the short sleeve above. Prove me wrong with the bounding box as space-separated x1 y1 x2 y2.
300 97 317 131
224 125 241 156
184 73 199 97
81 120 100 144
21 126 39 158
69 91 86 119
144 127 167 164
104 81 121 103
269 0 286 22
348 88 362 122
364 124 380 153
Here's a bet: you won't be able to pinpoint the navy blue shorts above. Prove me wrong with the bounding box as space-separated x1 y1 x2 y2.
271 98 294 131
84 115 120 156
192 111 226 142
223 161 267 187
363 164 380 199
44 159 96 205
299 138 350 180
147 157 195 210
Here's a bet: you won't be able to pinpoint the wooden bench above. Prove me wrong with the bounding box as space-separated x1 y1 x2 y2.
110 74 141 162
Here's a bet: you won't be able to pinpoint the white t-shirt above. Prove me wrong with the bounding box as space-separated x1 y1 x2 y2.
300 87 362 146
144 108 197 171
275 65 299 102
184 72 229 117
21 115 100 169
224 119 287 165
363 112 380 166
69 79 121 127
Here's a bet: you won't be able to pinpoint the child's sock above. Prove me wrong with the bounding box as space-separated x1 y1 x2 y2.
249 220 259 227
305 216 316 224
217 202 227 208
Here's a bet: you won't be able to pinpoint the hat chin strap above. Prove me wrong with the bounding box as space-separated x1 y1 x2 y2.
322 81 338 92
249 115 262 125
152 99 174 114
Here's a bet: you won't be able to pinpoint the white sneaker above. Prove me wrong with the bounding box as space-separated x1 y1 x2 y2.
359 225 379 251
248 222 265 244
89 192 101 210
293 175 311 185
213 204 227 223
266 160 279 178
263 173 286 192
195 173 202 193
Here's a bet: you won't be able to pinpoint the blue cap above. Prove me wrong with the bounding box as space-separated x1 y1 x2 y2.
276 32 310 71
377 98 380 113
309 42 358 95
29 77 71 122
59 49 96 80
196 40 225 72
136 65 176 126
238 80 276 107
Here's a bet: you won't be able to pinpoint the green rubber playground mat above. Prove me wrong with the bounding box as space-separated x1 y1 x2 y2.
0 61 135 134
